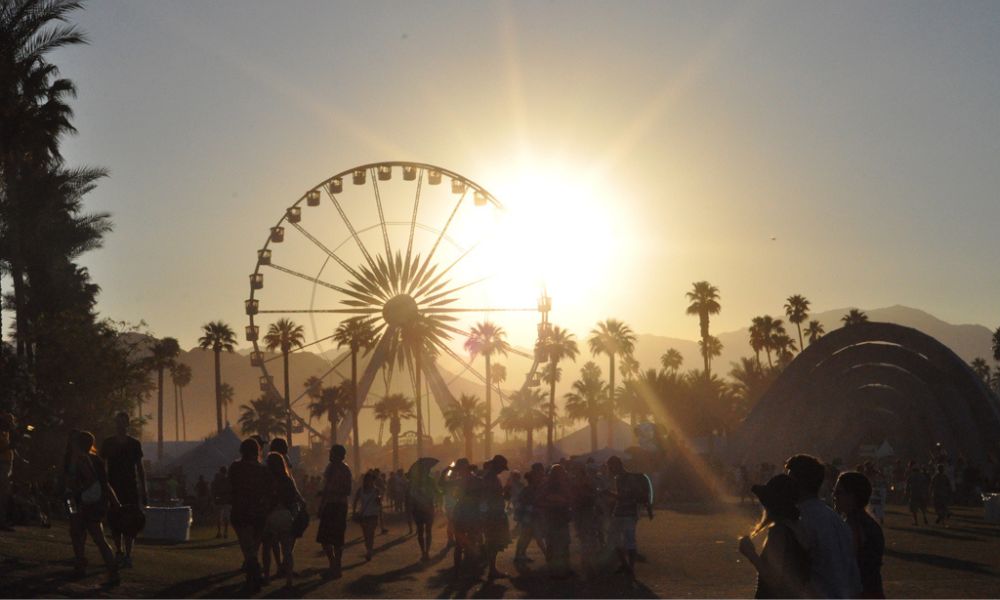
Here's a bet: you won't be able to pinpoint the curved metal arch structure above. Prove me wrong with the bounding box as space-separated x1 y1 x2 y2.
727 322 1000 465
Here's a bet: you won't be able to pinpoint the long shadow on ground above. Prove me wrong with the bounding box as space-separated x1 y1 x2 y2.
884 548 995 575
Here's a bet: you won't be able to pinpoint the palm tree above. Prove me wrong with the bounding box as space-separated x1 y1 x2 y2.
564 361 611 452
263 318 305 444
443 394 485 462
615 377 653 426
803 320 825 346
238 393 287 440
169 363 192 441
536 325 579 461
219 382 235 427
147 337 180 463
373 393 415 471
992 326 1000 364
660 348 683 373
309 384 352 444
464 321 510 458
303 375 323 443
499 388 548 458
332 317 375 474
841 309 869 327
588 319 636 442
783 295 810 351
685 281 721 376
771 334 797 367
749 317 767 368
699 335 723 374
753 315 785 369
970 358 991 385
729 357 776 410
197 321 236 434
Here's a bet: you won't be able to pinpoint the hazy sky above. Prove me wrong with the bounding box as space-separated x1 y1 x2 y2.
51 0 1000 351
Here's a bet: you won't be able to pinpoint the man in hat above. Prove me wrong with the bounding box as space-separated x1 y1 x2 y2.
100 412 148 568
481 455 511 580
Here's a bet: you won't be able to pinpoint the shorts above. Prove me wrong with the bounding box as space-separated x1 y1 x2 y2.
265 507 294 538
609 515 638 551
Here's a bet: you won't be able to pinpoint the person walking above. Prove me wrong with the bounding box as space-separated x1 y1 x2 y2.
512 469 547 564
229 438 274 592
931 464 953 524
605 456 653 580
444 459 477 571
352 471 382 561
211 466 231 539
481 455 512 580
408 463 440 561
905 462 931 526
785 454 861 598
317 445 352 579
738 474 812 598
834 471 885 599
100 412 148 569
538 464 574 578
262 452 304 588
64 430 120 585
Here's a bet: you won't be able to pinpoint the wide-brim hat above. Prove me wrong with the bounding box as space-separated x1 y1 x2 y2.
751 474 798 510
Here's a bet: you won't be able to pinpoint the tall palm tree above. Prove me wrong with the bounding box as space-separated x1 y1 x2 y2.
443 394 485 462
660 348 683 373
499 388 548 458
841 309 869 327
970 358 991 385
783 295 810 351
219 382 235 427
169 362 191 441
373 393 415 471
564 361 611 452
753 315 785 369
615 377 653 426
698 335 723 374
303 375 324 444
588 319 635 442
147 337 180 463
197 321 236 434
771 334 797 367
238 393 287 440
803 320 825 346
686 281 721 376
263 318 305 444
537 325 579 461
309 384 352 445
748 317 767 368
332 317 375 474
464 321 510 458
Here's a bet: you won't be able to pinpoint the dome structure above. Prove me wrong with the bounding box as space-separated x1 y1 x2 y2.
727 322 1000 466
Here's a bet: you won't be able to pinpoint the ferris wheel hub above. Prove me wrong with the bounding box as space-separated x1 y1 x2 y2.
383 294 420 326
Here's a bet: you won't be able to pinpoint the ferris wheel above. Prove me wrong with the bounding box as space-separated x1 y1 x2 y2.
244 161 551 442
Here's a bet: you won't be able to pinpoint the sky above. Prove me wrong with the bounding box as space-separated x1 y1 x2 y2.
48 0 1000 353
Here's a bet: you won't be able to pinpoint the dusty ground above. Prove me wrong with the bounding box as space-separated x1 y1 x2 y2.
0 502 997 598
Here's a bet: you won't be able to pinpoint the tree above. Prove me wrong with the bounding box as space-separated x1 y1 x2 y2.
698 335 723 374
686 281 721 376
751 315 785 369
309 384 352 444
564 361 611 452
536 325 579 461
783 295 810 351
771 333 797 367
498 388 548 458
970 358 991 385
147 337 180 463
841 309 868 327
803 320 825 346
197 321 236 433
616 376 653 426
443 394 484 462
748 317 767 368
238 393 287 440
263 318 305 444
332 317 375 474
588 319 636 440
169 362 191 441
464 321 510 458
219 382 235 427
660 348 683 373
373 393 415 472
992 326 1000 364
729 357 777 413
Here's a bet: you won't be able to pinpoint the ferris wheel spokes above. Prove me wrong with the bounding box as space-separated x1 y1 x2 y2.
288 221 367 283
369 168 393 259
405 171 423 266
323 185 377 271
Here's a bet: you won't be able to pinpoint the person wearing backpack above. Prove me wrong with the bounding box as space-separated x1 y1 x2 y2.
605 456 653 580
63 430 120 585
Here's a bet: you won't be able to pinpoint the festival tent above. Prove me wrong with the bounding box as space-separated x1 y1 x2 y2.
140 440 200 467
164 427 242 485
553 418 636 457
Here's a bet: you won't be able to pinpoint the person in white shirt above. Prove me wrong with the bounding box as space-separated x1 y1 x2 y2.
785 454 861 599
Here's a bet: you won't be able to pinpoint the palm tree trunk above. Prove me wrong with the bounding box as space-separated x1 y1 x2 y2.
173 380 180 441
415 350 424 458
214 349 223 433
548 365 557 462
795 324 803 353
351 351 361 475
391 430 399 472
589 419 598 453
485 354 492 458
765 347 773 369
607 355 616 448
329 413 338 445
180 385 187 441
11 266 27 359
526 428 533 457
283 349 292 445
465 425 474 462
157 367 165 463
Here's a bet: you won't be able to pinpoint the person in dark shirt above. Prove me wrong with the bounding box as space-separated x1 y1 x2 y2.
211 466 231 539
317 444 352 579
905 463 930 526
100 412 147 568
480 455 511 581
605 456 653 580
834 471 885 599
229 438 275 593
537 464 574 578
65 430 120 585
931 464 953 524
262 452 304 588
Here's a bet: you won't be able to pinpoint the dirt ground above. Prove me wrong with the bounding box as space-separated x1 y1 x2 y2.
0 502 997 598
